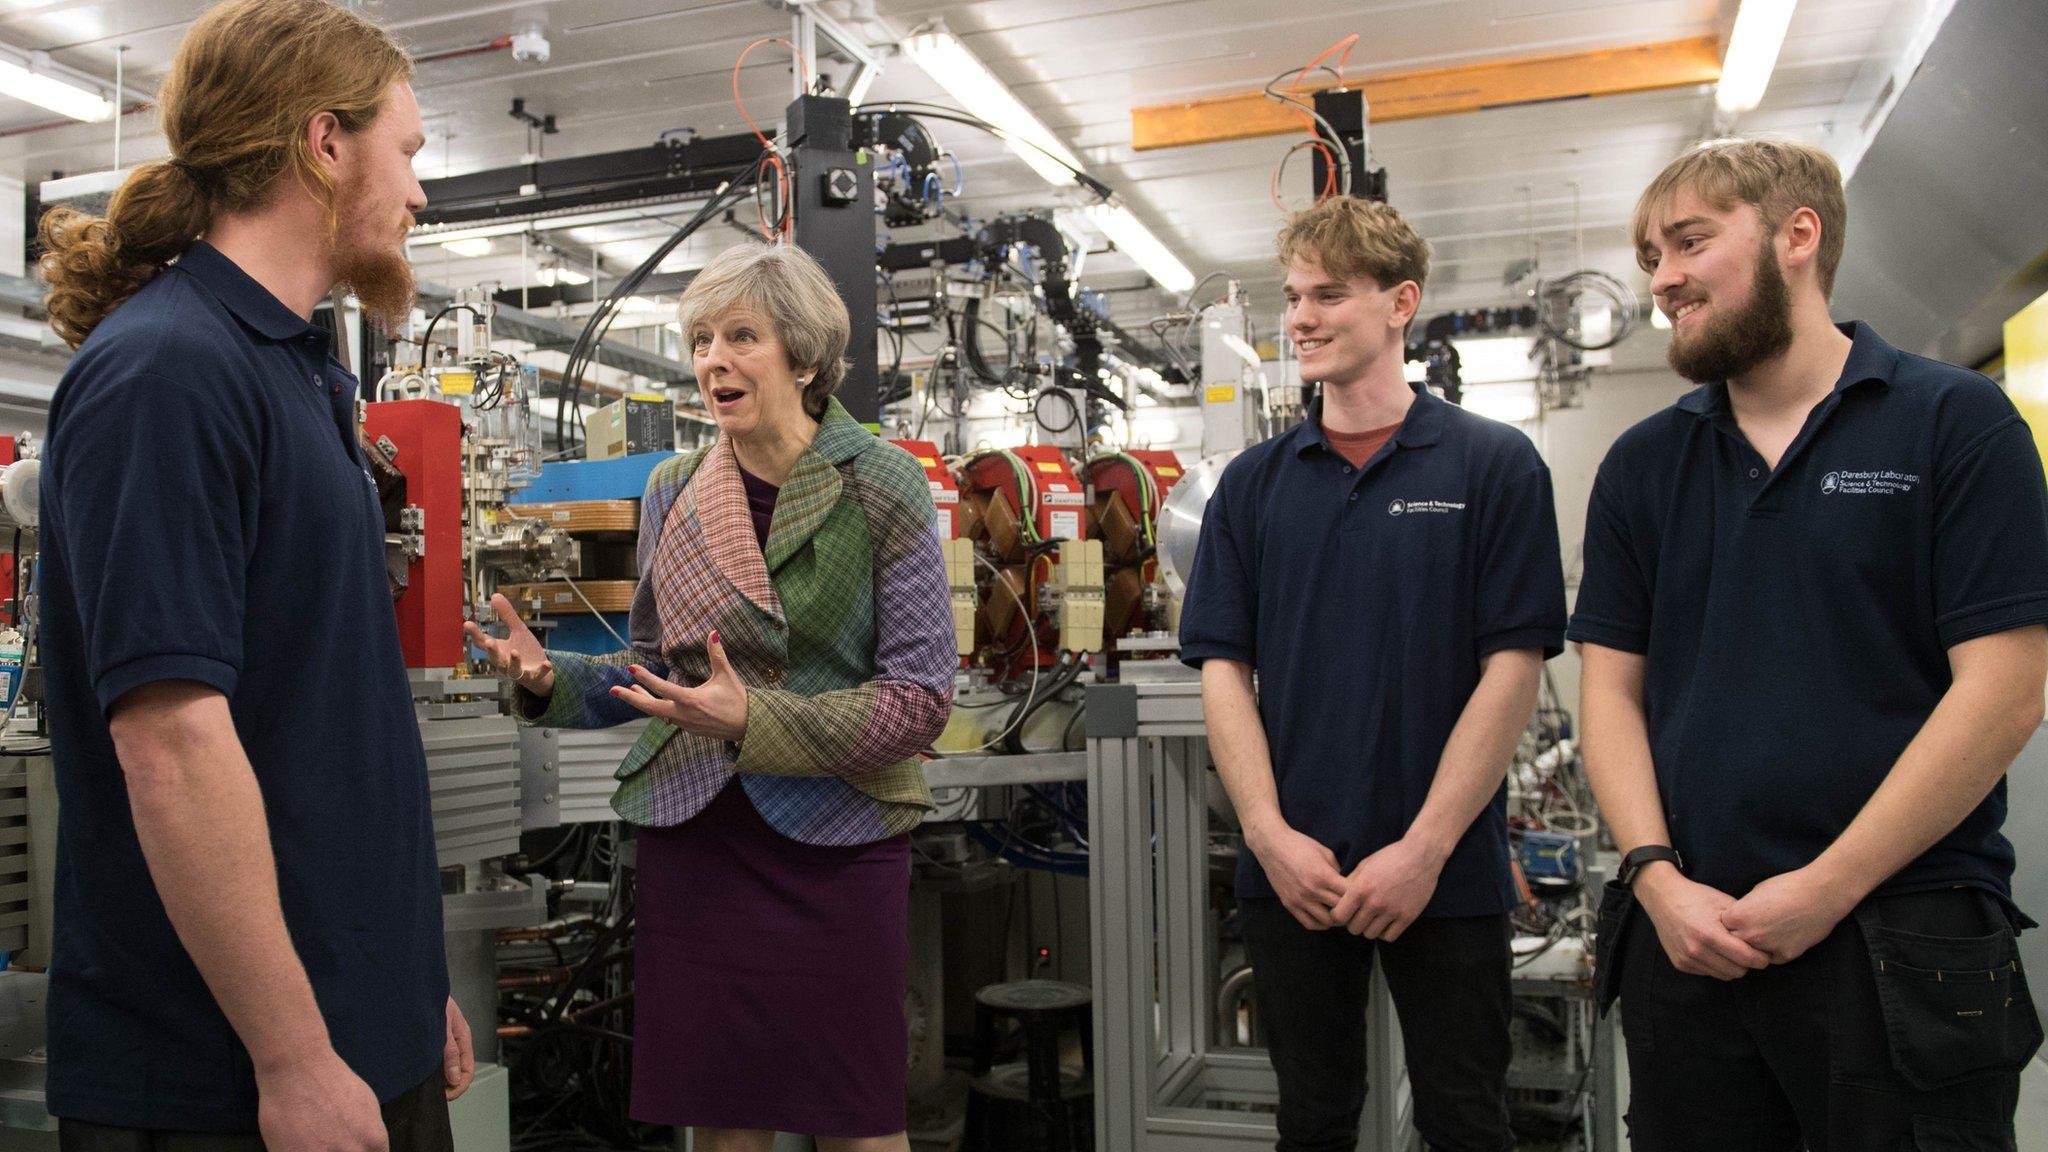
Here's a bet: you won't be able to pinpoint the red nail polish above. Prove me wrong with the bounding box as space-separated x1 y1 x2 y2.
710 631 720 645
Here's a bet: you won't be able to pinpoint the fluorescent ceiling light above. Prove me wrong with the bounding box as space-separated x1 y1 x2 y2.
1450 335 1539 385
1085 203 1194 294
440 237 494 258
408 200 710 250
0 54 111 122
40 168 128 203
1459 381 1541 424
1716 0 1799 114
901 27 1084 187
534 267 591 288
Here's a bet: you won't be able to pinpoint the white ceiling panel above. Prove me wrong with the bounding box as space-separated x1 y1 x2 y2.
0 0 1929 336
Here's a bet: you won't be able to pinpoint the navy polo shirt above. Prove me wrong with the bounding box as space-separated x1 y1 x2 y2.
1180 387 1567 914
41 241 447 1129
1568 322 2048 906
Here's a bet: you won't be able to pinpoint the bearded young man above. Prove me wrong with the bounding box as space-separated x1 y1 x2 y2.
1573 137 2048 1149
36 2 470 1149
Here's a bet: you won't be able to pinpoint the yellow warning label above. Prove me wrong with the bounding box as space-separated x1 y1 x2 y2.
1205 385 1236 404
1158 467 1181 477
438 371 476 396
1035 461 1062 473
916 456 938 467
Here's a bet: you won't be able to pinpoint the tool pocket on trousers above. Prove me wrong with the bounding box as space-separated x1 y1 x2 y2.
1856 906 2044 1091
1592 879 1634 1015
1899 1112 2016 1151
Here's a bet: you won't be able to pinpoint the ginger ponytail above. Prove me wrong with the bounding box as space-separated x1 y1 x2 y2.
39 160 214 348
33 0 413 349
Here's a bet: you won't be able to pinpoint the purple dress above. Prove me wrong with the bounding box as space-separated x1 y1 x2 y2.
629 465 913 1137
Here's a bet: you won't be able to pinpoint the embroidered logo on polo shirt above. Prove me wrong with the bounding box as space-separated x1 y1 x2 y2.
1389 498 1466 515
1820 469 1919 496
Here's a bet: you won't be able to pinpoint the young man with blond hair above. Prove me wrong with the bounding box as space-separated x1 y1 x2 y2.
39 1 470 1148
1575 137 2048 1148
1180 196 1565 1152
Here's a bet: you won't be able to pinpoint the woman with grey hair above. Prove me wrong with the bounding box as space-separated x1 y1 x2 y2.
467 242 956 1151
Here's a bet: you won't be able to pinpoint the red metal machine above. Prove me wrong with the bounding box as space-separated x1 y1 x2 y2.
957 447 1089 678
363 400 465 669
889 440 960 539
1083 450 1181 643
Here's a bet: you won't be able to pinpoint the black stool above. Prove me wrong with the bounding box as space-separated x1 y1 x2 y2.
963 979 1093 1152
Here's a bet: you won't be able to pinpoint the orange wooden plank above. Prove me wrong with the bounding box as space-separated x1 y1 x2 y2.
1133 36 1722 151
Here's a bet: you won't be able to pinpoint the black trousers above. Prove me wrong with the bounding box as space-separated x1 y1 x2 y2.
1616 887 2041 1151
57 1071 453 1152
1241 897 1516 1152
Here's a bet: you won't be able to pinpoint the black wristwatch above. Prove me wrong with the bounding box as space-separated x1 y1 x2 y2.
1618 845 1684 888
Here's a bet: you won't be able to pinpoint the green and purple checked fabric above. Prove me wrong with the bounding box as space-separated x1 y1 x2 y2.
519 398 955 844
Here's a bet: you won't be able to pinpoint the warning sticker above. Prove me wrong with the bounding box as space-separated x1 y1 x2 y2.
1205 385 1236 405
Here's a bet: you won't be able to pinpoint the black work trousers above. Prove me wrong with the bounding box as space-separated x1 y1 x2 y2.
1241 897 1516 1152
1614 886 2041 1151
57 1071 453 1152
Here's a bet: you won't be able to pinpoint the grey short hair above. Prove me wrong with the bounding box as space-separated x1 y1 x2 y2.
676 242 851 418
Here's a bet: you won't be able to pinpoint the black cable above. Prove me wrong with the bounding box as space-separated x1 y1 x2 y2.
554 161 768 449
877 271 908 403
853 103 1114 198
420 304 483 369
544 900 635 1024
1032 386 1080 435
1003 656 1085 755
521 825 585 873
1538 269 1638 351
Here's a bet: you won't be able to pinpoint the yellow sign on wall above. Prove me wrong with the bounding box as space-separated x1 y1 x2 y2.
2007 290 2048 478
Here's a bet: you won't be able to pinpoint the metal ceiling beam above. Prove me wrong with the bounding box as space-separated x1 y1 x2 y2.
413 131 763 228
493 268 699 311
420 282 694 385
1131 36 1723 151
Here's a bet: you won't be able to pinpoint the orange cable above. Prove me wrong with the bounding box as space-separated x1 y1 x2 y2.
733 36 806 239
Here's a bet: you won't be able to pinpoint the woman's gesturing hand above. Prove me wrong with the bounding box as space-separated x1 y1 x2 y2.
610 631 748 743
463 593 556 697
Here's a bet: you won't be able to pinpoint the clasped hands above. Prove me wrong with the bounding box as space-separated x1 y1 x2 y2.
1259 819 1861 975
1636 861 1861 980
1255 823 1447 940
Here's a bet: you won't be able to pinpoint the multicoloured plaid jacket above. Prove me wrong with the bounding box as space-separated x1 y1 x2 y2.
521 398 954 844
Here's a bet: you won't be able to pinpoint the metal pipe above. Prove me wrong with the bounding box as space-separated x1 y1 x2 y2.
496 970 570 989
414 36 513 65
111 46 123 169
494 918 593 942
567 991 634 1022
1214 965 1258 1050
